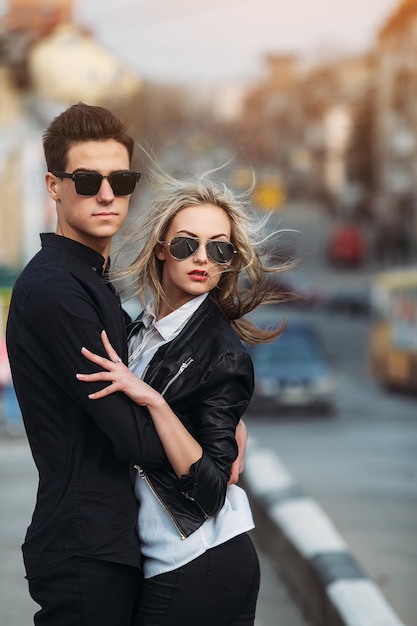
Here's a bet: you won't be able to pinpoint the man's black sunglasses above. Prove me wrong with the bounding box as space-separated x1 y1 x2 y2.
51 170 141 196
162 236 237 264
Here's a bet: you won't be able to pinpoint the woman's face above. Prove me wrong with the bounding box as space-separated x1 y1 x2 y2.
156 203 234 313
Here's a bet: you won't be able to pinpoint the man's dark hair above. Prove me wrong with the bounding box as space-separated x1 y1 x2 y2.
43 102 135 171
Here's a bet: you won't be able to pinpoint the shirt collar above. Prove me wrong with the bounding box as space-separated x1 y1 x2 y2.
40 233 106 274
143 294 208 341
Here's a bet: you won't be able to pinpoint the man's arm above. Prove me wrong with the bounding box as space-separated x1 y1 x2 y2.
25 278 168 467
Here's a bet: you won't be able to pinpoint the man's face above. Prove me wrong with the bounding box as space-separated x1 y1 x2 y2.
46 140 133 256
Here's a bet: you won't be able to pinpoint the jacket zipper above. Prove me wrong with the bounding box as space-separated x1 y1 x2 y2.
160 357 194 397
161 356 210 518
136 357 209 537
134 464 187 540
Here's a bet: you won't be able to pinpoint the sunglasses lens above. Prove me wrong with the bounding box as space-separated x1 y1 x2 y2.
72 172 139 196
169 237 199 259
110 172 138 196
206 241 235 264
167 237 235 263
74 173 102 196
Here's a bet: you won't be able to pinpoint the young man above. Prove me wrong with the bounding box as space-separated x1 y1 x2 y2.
6 103 168 626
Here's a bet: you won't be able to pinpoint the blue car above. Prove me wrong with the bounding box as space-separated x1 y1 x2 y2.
248 321 337 415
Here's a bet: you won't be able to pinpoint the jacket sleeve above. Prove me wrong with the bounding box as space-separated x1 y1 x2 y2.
24 278 169 467
176 349 254 516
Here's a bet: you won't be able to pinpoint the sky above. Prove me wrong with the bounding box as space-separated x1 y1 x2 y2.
71 0 399 86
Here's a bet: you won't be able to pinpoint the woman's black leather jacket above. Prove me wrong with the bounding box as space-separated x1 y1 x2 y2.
131 296 254 539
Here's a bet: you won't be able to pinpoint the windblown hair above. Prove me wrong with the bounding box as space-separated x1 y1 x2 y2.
115 168 296 344
42 102 134 172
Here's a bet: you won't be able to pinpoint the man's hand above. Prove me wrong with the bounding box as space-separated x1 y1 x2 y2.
228 419 248 485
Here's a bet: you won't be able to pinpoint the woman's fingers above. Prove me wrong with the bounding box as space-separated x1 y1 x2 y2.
76 372 119 399
81 332 123 368
76 372 113 382
100 330 121 363
81 346 110 367
88 386 112 400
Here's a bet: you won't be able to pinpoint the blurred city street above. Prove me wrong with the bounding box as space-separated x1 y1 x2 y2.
245 201 417 626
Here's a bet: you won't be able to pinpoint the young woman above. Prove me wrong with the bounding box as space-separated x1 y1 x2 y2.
77 170 290 626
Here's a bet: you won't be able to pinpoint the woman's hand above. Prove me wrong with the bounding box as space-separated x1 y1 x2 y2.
77 330 162 408
78 330 202 477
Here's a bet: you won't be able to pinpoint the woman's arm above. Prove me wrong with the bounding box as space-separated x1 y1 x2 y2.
79 331 250 501
78 331 203 478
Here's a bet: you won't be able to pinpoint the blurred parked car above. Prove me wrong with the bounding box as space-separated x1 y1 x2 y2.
322 287 371 316
327 223 365 267
248 321 337 415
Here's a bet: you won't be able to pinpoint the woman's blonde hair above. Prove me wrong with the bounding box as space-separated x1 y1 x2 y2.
114 167 296 344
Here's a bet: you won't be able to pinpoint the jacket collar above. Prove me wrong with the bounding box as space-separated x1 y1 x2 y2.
153 295 224 359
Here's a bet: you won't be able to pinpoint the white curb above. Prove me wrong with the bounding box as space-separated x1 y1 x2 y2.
243 439 405 626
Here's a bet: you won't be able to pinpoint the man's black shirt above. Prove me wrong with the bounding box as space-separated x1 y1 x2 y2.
6 233 167 577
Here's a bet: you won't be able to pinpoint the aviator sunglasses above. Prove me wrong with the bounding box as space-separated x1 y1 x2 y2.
163 236 237 265
51 170 141 196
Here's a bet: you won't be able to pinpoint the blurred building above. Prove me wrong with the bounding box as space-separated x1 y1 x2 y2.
241 55 301 167
0 0 143 273
304 55 374 212
238 53 373 209
6 0 71 30
373 0 417 262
